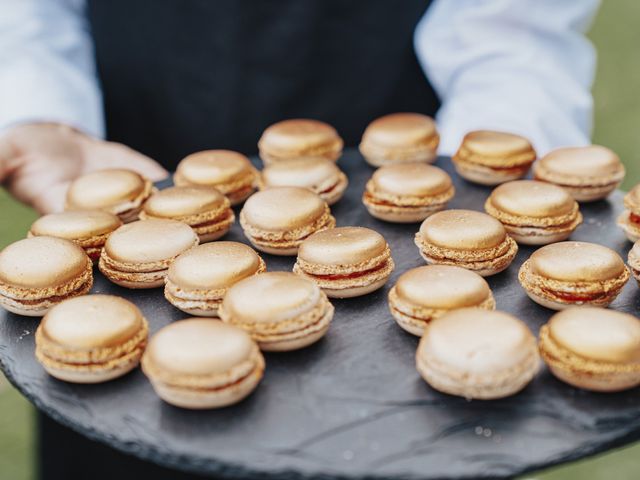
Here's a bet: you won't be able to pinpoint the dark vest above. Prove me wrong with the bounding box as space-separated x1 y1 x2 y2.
87 0 439 169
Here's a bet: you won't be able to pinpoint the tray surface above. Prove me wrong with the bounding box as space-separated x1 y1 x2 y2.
2 150 640 480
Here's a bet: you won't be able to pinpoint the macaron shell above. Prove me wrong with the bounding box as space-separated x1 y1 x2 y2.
0 237 90 289
66 169 147 209
419 210 507 250
370 163 453 197
30 210 122 239
176 150 255 185
528 241 626 282
167 242 264 290
535 145 625 185
394 265 492 310
361 113 437 148
261 159 342 190
258 119 343 159
297 227 388 267
460 131 533 158
240 187 328 232
142 186 227 218
488 181 576 218
104 219 198 264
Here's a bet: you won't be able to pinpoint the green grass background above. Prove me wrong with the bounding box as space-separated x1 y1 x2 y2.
1 1 639 478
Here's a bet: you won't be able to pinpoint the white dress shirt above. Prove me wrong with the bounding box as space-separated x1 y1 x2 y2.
0 0 599 155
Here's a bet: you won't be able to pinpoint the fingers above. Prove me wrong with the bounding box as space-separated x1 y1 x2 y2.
86 141 169 182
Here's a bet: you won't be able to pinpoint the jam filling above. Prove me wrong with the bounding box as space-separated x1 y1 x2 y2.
310 260 389 281
630 212 640 226
543 289 607 303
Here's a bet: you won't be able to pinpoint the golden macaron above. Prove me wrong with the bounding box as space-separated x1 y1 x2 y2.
414 209 518 276
452 130 536 185
28 210 122 262
627 241 640 285
618 184 640 242
259 158 348 205
416 309 539 399
484 180 582 245
293 226 394 298
388 265 495 337
539 307 640 392
99 219 199 289
534 145 625 202
142 318 265 409
65 169 155 223
518 241 629 310
240 187 335 256
258 119 343 165
35 295 148 383
362 163 455 223
165 242 266 317
174 150 259 205
140 186 234 242
219 272 334 351
0 237 93 316
359 113 439 167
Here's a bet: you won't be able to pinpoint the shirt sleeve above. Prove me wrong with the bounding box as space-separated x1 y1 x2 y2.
0 0 104 138
415 0 600 156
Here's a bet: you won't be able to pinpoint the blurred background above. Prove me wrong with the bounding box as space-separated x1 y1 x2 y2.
1 1 639 479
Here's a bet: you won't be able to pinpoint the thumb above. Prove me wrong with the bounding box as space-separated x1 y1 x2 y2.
85 140 169 182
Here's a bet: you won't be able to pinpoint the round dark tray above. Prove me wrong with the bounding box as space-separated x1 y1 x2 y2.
2 150 640 480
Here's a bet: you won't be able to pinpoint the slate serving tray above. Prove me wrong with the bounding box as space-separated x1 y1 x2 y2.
2 149 640 480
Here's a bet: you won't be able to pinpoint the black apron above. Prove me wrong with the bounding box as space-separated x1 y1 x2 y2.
40 1 437 478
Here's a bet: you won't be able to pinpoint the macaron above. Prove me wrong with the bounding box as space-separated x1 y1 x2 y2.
219 272 334 351
539 307 640 392
258 158 348 205
0 237 93 316
627 241 640 285
240 187 335 256
359 113 439 167
388 265 495 337
99 219 199 289
484 180 582 245
618 184 640 242
140 186 234 242
452 131 536 185
362 163 455 223
28 210 122 262
293 226 394 298
414 209 518 276
174 150 259 205
65 169 155 223
142 319 265 409
258 119 343 165
35 295 148 383
534 145 625 202
416 309 539 399
518 241 629 310
165 242 266 317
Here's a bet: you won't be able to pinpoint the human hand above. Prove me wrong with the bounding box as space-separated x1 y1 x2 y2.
0 123 168 213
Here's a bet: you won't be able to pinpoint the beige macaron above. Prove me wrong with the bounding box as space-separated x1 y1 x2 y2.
174 150 259 205
258 119 343 165
259 158 348 205
99 219 199 289
0 237 93 316
539 307 640 392
484 180 582 245
627 241 640 285
452 131 536 185
389 265 495 337
35 295 148 383
142 318 265 409
140 186 234 242
240 187 335 256
65 169 155 223
219 272 334 351
359 113 439 167
416 309 540 399
293 226 394 298
618 184 640 242
414 209 518 276
165 242 266 317
362 163 455 223
518 241 629 310
534 146 625 202
28 210 122 262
